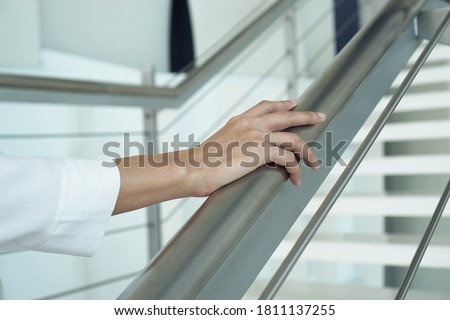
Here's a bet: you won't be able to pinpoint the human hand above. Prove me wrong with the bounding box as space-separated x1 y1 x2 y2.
181 99 326 197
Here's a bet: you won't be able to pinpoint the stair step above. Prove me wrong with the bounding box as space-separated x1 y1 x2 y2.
408 43 450 66
275 234 450 268
377 91 450 113
304 195 448 217
393 65 450 87
353 120 450 143
246 281 450 299
330 154 450 176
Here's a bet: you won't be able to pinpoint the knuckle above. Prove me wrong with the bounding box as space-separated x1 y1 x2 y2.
283 150 296 165
228 115 240 123
227 115 239 126
235 116 253 130
289 132 301 143
306 111 318 121
288 133 303 149
299 111 317 122
257 100 275 111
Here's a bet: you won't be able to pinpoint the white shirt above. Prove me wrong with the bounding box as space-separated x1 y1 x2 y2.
0 153 120 299
0 153 120 257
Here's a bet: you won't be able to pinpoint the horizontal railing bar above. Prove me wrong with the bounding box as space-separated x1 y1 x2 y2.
0 0 299 108
260 9 450 299
118 0 428 300
0 74 175 98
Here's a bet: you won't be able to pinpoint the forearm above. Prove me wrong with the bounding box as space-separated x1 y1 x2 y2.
112 151 197 215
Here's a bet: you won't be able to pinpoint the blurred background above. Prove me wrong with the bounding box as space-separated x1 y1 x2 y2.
0 0 449 299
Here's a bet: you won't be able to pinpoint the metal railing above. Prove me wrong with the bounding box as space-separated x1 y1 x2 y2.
118 0 450 300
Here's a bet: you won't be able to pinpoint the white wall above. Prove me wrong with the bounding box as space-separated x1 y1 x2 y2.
189 0 277 59
40 0 169 70
0 0 40 67
189 0 335 77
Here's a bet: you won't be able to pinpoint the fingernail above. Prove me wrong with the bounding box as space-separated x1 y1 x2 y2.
317 112 326 120
289 99 298 106
310 160 321 170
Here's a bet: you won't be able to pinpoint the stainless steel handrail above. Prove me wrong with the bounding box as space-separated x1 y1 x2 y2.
260 9 450 300
118 0 435 299
0 0 299 108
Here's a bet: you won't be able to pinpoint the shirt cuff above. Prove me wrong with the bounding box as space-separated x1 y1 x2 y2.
37 159 121 257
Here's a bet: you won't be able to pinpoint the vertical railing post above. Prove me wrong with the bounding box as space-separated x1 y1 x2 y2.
142 66 163 259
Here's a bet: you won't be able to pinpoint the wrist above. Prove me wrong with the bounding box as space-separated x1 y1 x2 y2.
176 148 214 198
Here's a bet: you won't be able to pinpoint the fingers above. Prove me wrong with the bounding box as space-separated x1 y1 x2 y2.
222 99 326 187
269 132 320 169
264 144 302 186
255 110 326 132
237 100 325 181
243 99 298 117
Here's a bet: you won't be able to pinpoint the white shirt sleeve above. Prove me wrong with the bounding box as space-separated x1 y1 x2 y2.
0 153 120 257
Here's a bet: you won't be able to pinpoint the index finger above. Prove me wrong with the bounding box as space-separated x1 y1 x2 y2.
242 100 298 117
255 111 326 132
